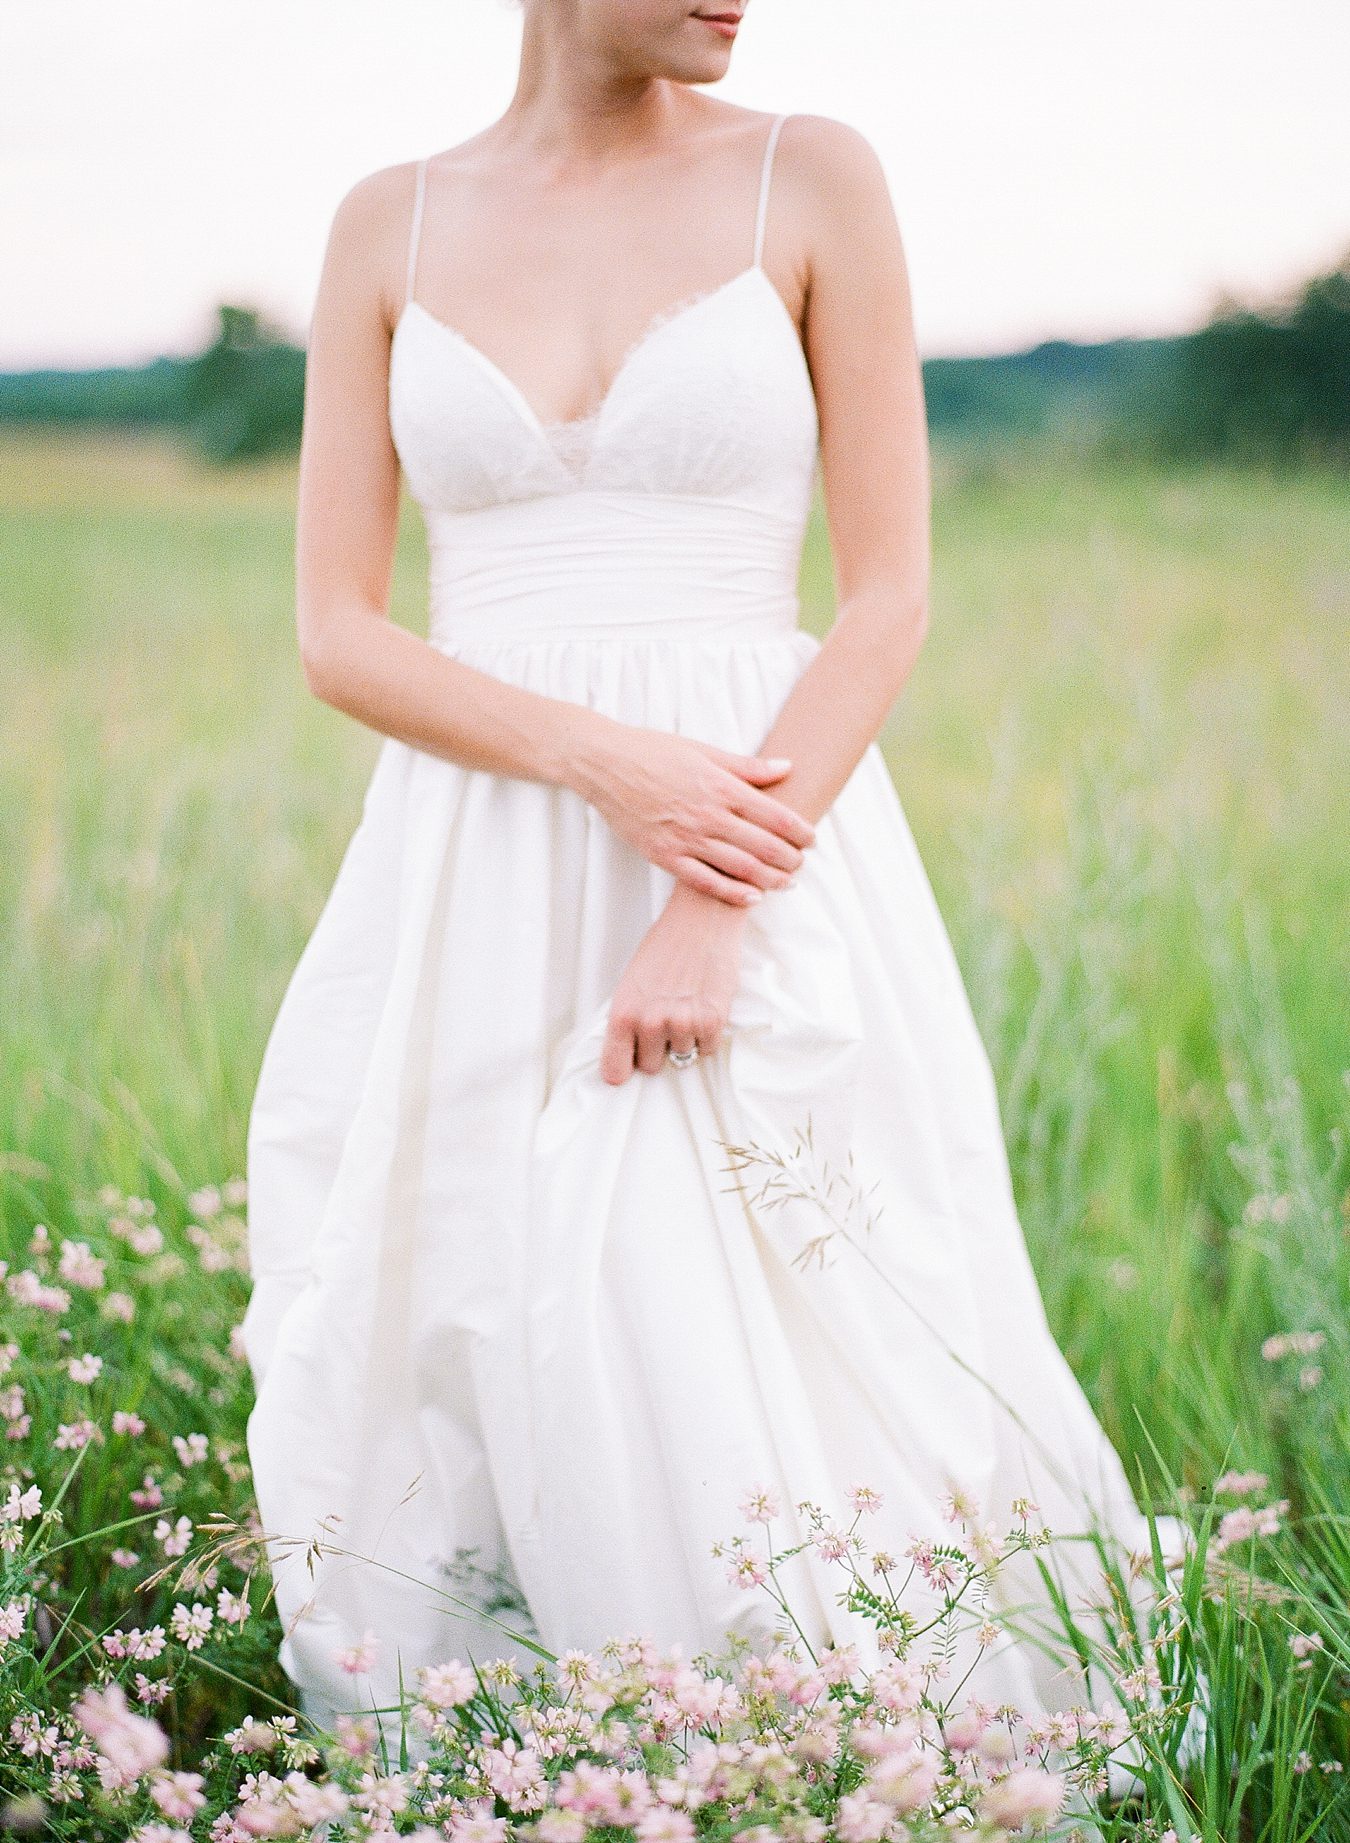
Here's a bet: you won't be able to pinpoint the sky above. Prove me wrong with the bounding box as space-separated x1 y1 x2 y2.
3 0 1347 367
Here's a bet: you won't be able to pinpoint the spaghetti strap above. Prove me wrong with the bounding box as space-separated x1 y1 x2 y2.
405 157 428 309
753 113 790 269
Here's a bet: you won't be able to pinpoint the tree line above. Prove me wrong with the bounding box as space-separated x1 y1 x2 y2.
2 250 1346 468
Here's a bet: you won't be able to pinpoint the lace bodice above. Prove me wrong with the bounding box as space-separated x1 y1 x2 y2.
385 114 819 652
388 113 817 513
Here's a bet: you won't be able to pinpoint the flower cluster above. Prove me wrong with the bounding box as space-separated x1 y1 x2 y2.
2 1171 1341 1839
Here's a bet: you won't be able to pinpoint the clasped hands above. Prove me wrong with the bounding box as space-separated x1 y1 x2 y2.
568 717 816 1085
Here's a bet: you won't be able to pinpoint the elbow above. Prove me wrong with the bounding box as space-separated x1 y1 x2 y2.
297 606 348 706
298 599 388 705
910 594 931 652
299 629 342 706
899 572 931 657
875 586 929 694
878 583 930 667
838 580 929 680
298 637 329 702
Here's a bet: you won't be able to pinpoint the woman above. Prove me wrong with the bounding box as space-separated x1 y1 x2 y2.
242 0 1170 1747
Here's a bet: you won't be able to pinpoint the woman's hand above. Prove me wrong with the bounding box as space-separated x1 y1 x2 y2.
600 882 751 1085
569 717 815 908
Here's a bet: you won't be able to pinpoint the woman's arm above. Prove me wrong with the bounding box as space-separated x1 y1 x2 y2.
739 113 932 823
292 165 815 907
599 115 931 1083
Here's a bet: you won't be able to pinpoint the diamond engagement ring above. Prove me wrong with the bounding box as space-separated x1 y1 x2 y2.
667 1045 700 1069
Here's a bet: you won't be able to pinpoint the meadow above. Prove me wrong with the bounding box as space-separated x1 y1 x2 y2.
0 427 1346 1838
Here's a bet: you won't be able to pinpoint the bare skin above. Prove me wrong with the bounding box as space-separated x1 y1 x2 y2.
294 0 931 1086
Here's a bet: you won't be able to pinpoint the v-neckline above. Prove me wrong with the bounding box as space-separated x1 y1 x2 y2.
394 264 790 473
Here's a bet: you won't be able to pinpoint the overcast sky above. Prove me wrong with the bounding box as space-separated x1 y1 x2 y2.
3 0 1346 367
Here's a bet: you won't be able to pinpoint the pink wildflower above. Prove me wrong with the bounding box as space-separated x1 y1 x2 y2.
869 1746 941 1813
0 1597 29 1649
72 1680 170 1786
811 1519 853 1563
635 1806 696 1843
445 1807 510 1843
170 1602 214 1650
727 1550 767 1589
154 1515 193 1556
102 1625 168 1662
982 1767 1067 1829
336 1629 379 1675
288 1780 351 1824
483 1737 546 1810
1213 1470 1269 1496
1214 1500 1289 1553
943 1706 989 1751
1261 1331 1324 1361
836 1791 892 1842
6 1270 71 1312
10 1711 59 1757
1 1482 41 1524
418 1657 476 1709
941 1485 980 1524
58 1241 106 1288
216 1586 250 1626
150 1770 207 1821
739 1485 781 1524
55 1418 100 1450
870 1659 924 1713
333 1713 378 1758
535 1812 588 1843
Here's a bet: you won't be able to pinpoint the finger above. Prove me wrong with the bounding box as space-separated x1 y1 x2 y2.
666 1007 698 1067
671 856 765 908
635 1017 671 1076
599 1012 636 1086
701 746 795 784
703 814 805 879
695 1005 728 1057
724 781 817 850
693 834 796 892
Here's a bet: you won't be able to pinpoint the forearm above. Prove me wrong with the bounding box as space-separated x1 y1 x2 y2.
653 586 926 938
301 603 620 790
750 583 928 826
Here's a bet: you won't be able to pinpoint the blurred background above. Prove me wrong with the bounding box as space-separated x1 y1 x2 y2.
4 0 1349 457
1 0 1347 1557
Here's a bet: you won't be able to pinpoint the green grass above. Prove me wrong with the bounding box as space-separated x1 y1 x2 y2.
1 427 1346 1836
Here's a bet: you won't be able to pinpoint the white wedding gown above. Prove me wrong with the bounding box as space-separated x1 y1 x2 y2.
242 114 1173 1745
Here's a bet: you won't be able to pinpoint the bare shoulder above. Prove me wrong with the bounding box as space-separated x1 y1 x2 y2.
310 158 431 334
328 155 434 255
776 115 906 297
775 113 894 218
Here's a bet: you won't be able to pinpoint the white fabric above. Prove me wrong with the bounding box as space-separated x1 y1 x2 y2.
243 114 1172 1745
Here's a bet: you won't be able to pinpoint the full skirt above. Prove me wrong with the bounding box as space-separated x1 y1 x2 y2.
242 629 1172 1743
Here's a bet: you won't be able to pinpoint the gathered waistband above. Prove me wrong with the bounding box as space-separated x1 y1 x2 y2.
423 491 807 647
